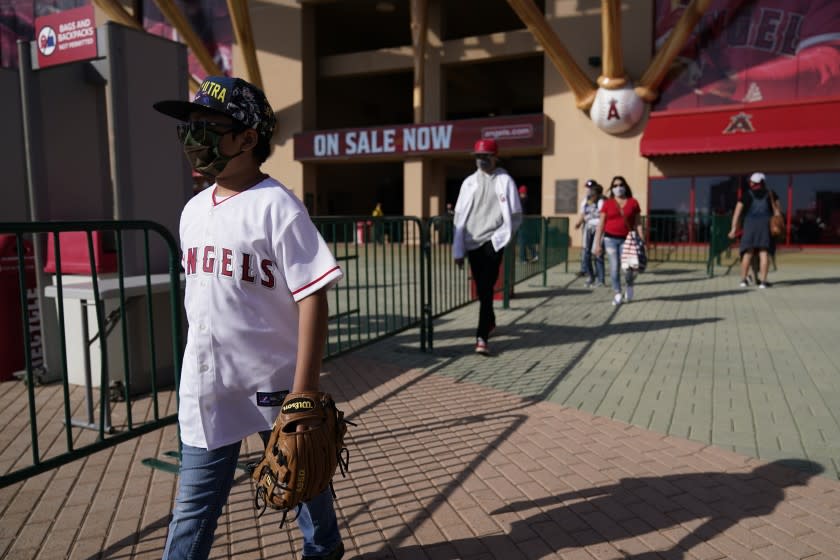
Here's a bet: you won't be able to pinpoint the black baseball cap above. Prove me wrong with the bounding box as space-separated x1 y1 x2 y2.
154 76 276 139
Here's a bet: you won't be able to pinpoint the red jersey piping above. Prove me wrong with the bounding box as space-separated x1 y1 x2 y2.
291 266 341 295
212 187 248 206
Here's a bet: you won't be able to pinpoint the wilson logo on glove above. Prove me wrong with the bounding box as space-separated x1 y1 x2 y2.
281 397 315 413
248 391 355 527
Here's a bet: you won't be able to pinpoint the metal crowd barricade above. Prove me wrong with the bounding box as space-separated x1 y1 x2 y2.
0 221 183 488
425 215 472 318
1 210 735 488
642 213 733 276
510 215 544 282
644 213 715 265
540 217 571 284
313 216 427 355
706 214 734 277
1 214 575 486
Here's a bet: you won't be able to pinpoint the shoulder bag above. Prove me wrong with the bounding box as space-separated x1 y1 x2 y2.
618 201 647 273
769 193 785 240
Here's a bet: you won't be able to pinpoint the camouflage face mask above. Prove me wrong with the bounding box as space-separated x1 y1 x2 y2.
178 122 243 178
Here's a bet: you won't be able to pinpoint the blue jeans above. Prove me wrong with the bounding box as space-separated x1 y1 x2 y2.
163 439 341 559
581 227 604 283
603 236 635 294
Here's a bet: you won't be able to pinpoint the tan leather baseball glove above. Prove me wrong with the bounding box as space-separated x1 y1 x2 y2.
250 391 352 524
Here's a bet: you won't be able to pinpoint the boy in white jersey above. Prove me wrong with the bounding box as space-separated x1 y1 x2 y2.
154 76 345 560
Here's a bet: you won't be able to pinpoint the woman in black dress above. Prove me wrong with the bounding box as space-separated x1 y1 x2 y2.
728 172 782 288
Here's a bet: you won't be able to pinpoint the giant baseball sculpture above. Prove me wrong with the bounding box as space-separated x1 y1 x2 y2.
588 0 645 134
506 0 713 135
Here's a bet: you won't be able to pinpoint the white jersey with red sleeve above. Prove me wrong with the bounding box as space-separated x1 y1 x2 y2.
178 177 343 450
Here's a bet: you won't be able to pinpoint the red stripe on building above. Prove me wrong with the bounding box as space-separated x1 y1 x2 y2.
641 98 840 157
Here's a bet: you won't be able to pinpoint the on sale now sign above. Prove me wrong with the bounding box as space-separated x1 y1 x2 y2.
294 114 547 162
36 4 98 69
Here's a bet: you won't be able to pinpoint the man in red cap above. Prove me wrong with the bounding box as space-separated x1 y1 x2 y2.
453 138 522 355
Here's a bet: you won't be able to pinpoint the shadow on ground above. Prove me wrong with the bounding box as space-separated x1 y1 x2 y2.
424 318 723 348
379 459 824 560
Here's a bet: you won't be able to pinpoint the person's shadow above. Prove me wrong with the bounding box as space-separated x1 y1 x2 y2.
384 459 823 559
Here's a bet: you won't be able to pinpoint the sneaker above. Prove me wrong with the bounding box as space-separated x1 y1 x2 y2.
531 255 539 262
584 279 594 288
739 279 749 288
302 542 345 560
594 282 605 288
475 337 490 355
758 282 768 289
624 286 634 302
612 293 622 306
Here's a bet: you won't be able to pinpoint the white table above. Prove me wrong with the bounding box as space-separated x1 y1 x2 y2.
44 273 183 432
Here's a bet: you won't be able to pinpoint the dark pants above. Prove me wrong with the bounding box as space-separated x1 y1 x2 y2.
468 241 503 340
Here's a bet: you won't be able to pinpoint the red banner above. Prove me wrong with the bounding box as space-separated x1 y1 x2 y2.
35 5 97 69
653 0 840 112
294 114 546 161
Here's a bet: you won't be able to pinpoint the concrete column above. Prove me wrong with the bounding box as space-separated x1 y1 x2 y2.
426 161 446 217
404 159 424 218
403 0 445 220
300 4 319 213
243 0 307 199
404 159 445 218
423 0 443 123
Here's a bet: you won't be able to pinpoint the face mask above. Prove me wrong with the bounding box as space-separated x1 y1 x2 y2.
613 186 627 198
179 123 243 178
476 157 493 172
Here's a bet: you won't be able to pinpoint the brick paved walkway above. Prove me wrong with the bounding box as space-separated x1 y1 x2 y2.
1 260 839 559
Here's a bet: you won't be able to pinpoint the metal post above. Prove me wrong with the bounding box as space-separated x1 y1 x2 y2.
80 302 95 425
420 219 432 351
502 244 512 309
542 218 549 286
17 39 55 384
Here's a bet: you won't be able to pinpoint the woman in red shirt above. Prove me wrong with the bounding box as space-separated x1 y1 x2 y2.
594 176 644 306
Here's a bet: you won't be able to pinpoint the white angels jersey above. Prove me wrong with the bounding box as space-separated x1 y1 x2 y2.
178 177 343 450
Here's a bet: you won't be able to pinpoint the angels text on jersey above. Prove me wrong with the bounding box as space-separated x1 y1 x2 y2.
183 245 276 289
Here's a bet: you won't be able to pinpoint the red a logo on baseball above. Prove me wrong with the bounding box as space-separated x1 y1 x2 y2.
607 99 621 120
